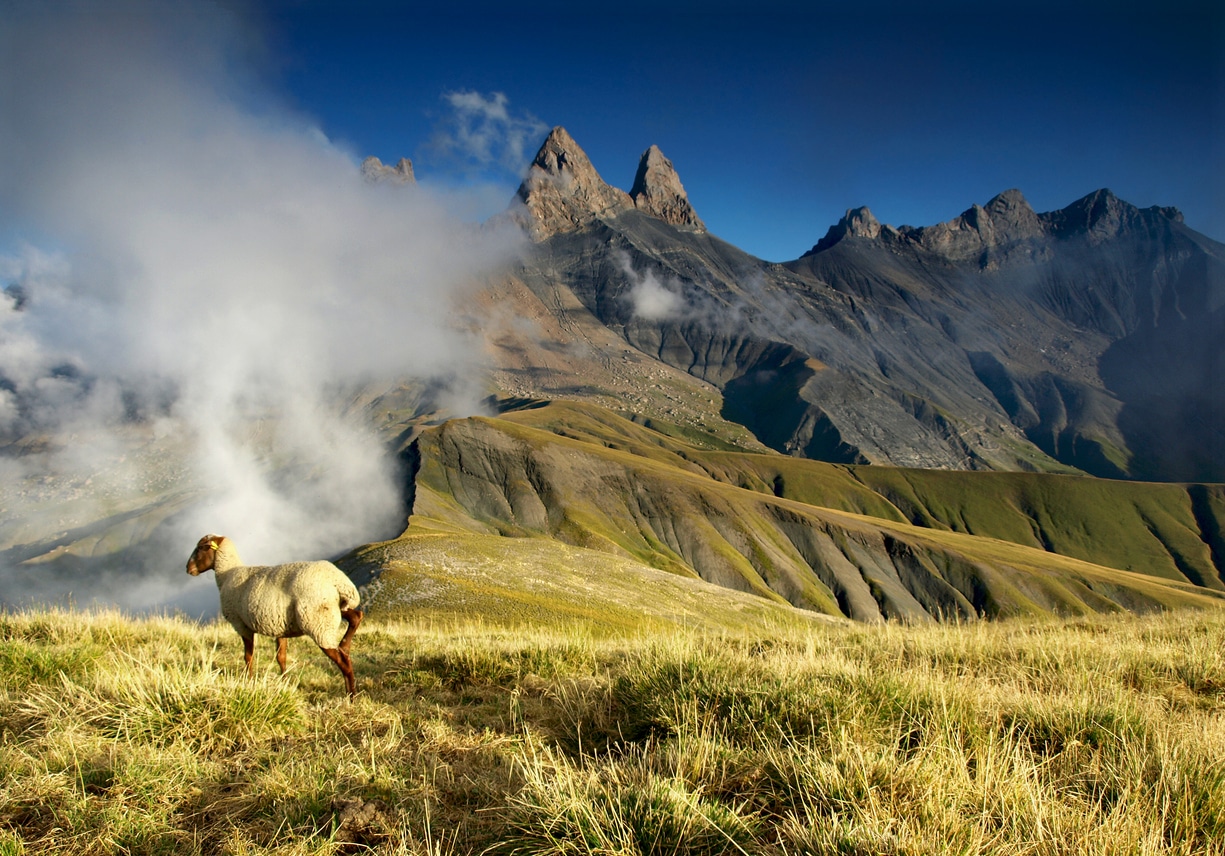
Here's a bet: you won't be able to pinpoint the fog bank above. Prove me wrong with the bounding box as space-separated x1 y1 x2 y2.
0 2 525 612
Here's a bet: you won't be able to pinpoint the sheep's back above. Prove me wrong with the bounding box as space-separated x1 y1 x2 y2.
223 561 359 642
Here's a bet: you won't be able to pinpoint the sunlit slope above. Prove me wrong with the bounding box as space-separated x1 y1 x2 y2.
399 402 1225 621
341 531 832 632
497 401 1225 589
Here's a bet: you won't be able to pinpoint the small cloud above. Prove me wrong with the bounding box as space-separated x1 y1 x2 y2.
617 251 685 322
426 90 548 178
628 270 683 321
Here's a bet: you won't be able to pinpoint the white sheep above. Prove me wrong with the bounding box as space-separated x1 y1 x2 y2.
185 534 364 697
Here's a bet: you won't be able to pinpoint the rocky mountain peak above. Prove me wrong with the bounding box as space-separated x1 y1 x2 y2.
804 206 885 255
963 188 1045 243
982 189 1041 234
630 145 705 231
1043 189 1184 243
513 126 633 241
361 155 415 185
899 189 1047 263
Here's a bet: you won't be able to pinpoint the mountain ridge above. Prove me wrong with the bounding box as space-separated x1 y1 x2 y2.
493 126 1224 482
804 187 1188 265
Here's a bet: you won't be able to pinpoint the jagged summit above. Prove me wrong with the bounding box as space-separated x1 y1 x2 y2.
1046 188 1183 241
513 126 633 241
361 155 415 185
803 187 1186 262
909 188 1046 261
980 189 1043 237
806 206 889 254
630 145 705 231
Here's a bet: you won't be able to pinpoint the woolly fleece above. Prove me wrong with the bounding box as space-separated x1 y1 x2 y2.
210 538 360 650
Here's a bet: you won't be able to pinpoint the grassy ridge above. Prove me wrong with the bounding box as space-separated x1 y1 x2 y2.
2 608 1225 854
408 405 1225 621
498 402 1225 588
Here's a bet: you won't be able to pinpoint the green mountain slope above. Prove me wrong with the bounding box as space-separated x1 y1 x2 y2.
341 531 834 633
494 401 1225 589
378 401 1225 622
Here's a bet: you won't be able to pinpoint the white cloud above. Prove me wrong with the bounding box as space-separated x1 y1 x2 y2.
0 0 525 608
628 271 685 322
616 252 687 322
427 90 549 177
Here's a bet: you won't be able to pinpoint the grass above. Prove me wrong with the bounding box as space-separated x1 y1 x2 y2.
489 401 1225 589
345 532 823 633
408 410 1225 622
3 606 1225 854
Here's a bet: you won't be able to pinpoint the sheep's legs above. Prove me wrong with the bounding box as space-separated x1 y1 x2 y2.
339 608 363 656
321 646 357 698
242 635 256 678
276 637 289 674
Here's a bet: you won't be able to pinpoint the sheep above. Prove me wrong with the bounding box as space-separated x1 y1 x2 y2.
186 534 364 697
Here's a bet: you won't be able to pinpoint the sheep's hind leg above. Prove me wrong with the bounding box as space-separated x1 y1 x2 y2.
321 647 357 698
242 634 256 678
276 638 289 674
339 608 363 656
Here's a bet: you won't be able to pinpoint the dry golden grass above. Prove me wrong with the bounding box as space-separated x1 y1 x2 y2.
2 606 1224 854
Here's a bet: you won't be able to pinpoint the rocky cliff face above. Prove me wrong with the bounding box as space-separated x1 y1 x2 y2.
630 145 705 230
512 126 633 240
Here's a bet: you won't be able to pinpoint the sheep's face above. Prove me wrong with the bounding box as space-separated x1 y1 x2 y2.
186 535 223 576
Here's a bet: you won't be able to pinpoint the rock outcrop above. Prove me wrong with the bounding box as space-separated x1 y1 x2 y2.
906 189 1045 261
630 145 705 230
807 206 890 254
360 155 415 185
513 126 633 241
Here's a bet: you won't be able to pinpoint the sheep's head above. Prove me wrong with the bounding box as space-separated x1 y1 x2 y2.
186 535 224 575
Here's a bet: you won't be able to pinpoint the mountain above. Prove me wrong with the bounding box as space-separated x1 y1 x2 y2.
360 155 415 184
4 125 1225 625
501 128 1225 483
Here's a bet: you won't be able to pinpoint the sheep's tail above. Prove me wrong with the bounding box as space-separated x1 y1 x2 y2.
337 578 361 612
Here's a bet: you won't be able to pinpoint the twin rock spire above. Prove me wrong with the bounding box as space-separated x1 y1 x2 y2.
361 126 704 242
514 126 705 240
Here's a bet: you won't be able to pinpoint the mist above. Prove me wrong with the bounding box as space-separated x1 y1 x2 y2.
0 2 525 613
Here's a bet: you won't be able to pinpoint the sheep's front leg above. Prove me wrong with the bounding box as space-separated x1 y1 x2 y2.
242 634 256 678
276 637 289 674
321 647 357 698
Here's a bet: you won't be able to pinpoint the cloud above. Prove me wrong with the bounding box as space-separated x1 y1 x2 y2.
626 269 684 322
0 1 524 612
616 251 733 327
426 90 549 178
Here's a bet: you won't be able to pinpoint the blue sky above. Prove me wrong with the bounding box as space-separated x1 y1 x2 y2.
256 0 1225 261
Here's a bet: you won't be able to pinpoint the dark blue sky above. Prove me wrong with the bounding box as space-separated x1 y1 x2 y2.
255 0 1225 261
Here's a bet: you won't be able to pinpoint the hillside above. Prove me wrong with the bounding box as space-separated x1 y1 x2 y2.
360 400 1225 623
